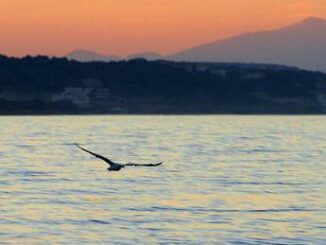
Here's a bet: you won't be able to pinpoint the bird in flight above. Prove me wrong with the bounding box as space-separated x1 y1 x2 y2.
74 144 163 172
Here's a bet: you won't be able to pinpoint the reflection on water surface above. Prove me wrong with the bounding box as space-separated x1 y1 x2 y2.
0 116 325 244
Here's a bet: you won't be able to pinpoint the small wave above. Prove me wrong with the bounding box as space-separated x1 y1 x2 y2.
127 206 321 214
6 170 54 177
89 219 111 225
219 181 306 186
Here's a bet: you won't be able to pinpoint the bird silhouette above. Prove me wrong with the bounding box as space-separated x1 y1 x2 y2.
75 144 163 171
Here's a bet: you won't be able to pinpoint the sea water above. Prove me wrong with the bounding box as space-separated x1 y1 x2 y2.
0 116 325 244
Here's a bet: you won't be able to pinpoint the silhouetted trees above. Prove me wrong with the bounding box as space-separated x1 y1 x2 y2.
0 55 325 114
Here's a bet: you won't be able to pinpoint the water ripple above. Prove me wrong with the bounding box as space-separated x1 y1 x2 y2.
0 115 325 244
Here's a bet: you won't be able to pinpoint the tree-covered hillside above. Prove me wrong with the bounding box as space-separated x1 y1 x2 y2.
0 55 325 114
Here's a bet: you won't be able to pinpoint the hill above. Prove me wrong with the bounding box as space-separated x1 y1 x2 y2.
0 55 325 114
127 52 164 61
66 50 121 62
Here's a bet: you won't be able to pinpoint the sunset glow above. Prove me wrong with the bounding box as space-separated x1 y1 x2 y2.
1 0 325 57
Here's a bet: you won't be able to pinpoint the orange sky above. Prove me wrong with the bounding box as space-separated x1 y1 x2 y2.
0 0 325 57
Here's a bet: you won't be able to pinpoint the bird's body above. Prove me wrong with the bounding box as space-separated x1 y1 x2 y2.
75 144 163 172
107 162 125 172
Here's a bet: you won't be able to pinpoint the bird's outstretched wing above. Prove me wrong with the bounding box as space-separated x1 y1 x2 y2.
74 144 114 165
124 162 163 167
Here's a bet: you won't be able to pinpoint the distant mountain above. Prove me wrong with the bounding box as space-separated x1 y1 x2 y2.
169 17 326 72
127 52 164 61
66 50 121 62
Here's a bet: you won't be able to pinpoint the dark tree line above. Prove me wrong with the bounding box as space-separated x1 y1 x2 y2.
0 55 325 114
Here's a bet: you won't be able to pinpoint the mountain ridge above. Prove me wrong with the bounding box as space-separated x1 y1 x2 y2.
168 17 326 72
66 50 121 62
64 17 326 72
